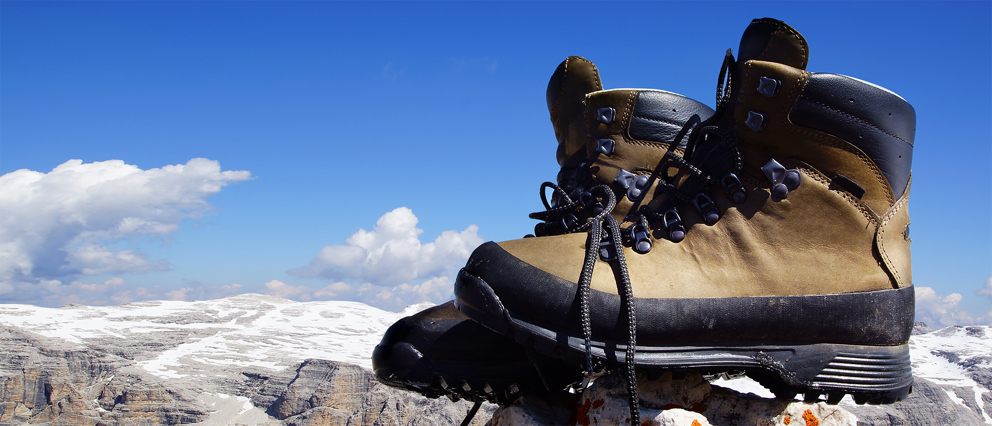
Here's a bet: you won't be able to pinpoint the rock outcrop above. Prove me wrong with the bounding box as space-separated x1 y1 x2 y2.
843 377 986 425
489 371 858 426
0 326 493 425
0 327 208 425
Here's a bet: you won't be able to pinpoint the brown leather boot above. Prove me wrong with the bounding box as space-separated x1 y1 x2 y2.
455 18 915 417
373 56 714 405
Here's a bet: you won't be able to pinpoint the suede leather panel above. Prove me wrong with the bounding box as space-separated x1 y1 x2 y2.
548 56 603 168
459 251 914 346
876 178 913 288
735 60 894 218
498 164 889 299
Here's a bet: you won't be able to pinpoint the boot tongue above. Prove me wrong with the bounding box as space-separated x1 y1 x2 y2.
737 18 809 70
546 56 603 167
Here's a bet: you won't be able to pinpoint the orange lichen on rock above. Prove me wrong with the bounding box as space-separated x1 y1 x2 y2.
691 420 703 426
784 415 791 424
575 398 591 426
802 409 819 426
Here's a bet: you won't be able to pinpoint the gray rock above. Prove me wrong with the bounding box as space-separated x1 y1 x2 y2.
0 327 208 425
0 325 494 425
488 371 858 426
844 377 986 425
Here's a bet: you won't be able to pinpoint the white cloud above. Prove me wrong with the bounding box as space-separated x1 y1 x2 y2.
916 286 992 327
313 282 352 298
0 158 250 304
291 207 482 285
263 280 313 301
977 276 992 298
165 283 244 302
290 207 483 310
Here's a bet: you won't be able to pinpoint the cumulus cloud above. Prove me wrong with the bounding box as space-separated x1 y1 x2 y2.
977 276 992 299
263 280 314 301
916 285 992 327
290 207 483 310
0 158 250 304
13 276 251 307
164 283 245 302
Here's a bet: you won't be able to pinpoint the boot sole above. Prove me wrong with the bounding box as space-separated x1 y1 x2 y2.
454 271 913 405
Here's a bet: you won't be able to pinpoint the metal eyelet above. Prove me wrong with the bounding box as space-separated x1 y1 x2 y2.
629 224 652 254
599 238 615 261
762 159 802 200
627 175 650 201
693 193 720 225
596 107 616 124
614 169 635 190
721 173 747 204
595 138 615 155
757 77 781 98
579 191 604 215
663 209 685 243
745 111 767 131
561 214 578 231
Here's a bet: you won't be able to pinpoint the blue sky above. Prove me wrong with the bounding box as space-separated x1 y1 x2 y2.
2 1 990 324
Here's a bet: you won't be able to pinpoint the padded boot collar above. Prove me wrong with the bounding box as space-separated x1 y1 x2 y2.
738 18 809 70
547 56 603 168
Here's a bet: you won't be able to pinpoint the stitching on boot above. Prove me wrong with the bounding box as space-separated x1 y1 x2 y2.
781 70 805 125
755 19 809 69
549 58 572 121
780 71 894 206
735 62 752 133
789 161 877 224
622 90 636 129
792 126 894 206
877 190 909 288
780 71 895 206
759 27 779 63
585 57 604 92
806 99 912 145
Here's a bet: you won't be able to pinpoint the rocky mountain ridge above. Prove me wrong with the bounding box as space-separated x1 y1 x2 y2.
1 294 989 425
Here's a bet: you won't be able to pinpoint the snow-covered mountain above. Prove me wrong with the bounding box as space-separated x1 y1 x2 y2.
1 294 990 425
0 294 484 425
1 294 430 375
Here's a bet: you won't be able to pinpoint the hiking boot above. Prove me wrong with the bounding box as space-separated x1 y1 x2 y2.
454 17 915 417
373 56 715 405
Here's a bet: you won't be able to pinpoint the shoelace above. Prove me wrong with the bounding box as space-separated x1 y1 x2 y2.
522 50 743 424
529 183 642 424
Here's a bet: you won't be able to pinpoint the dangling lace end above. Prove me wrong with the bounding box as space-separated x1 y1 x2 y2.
626 368 642 426
523 345 553 393
459 401 483 426
575 367 606 392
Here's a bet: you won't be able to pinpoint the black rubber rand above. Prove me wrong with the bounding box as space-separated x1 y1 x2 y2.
454 267 914 405
372 303 582 404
